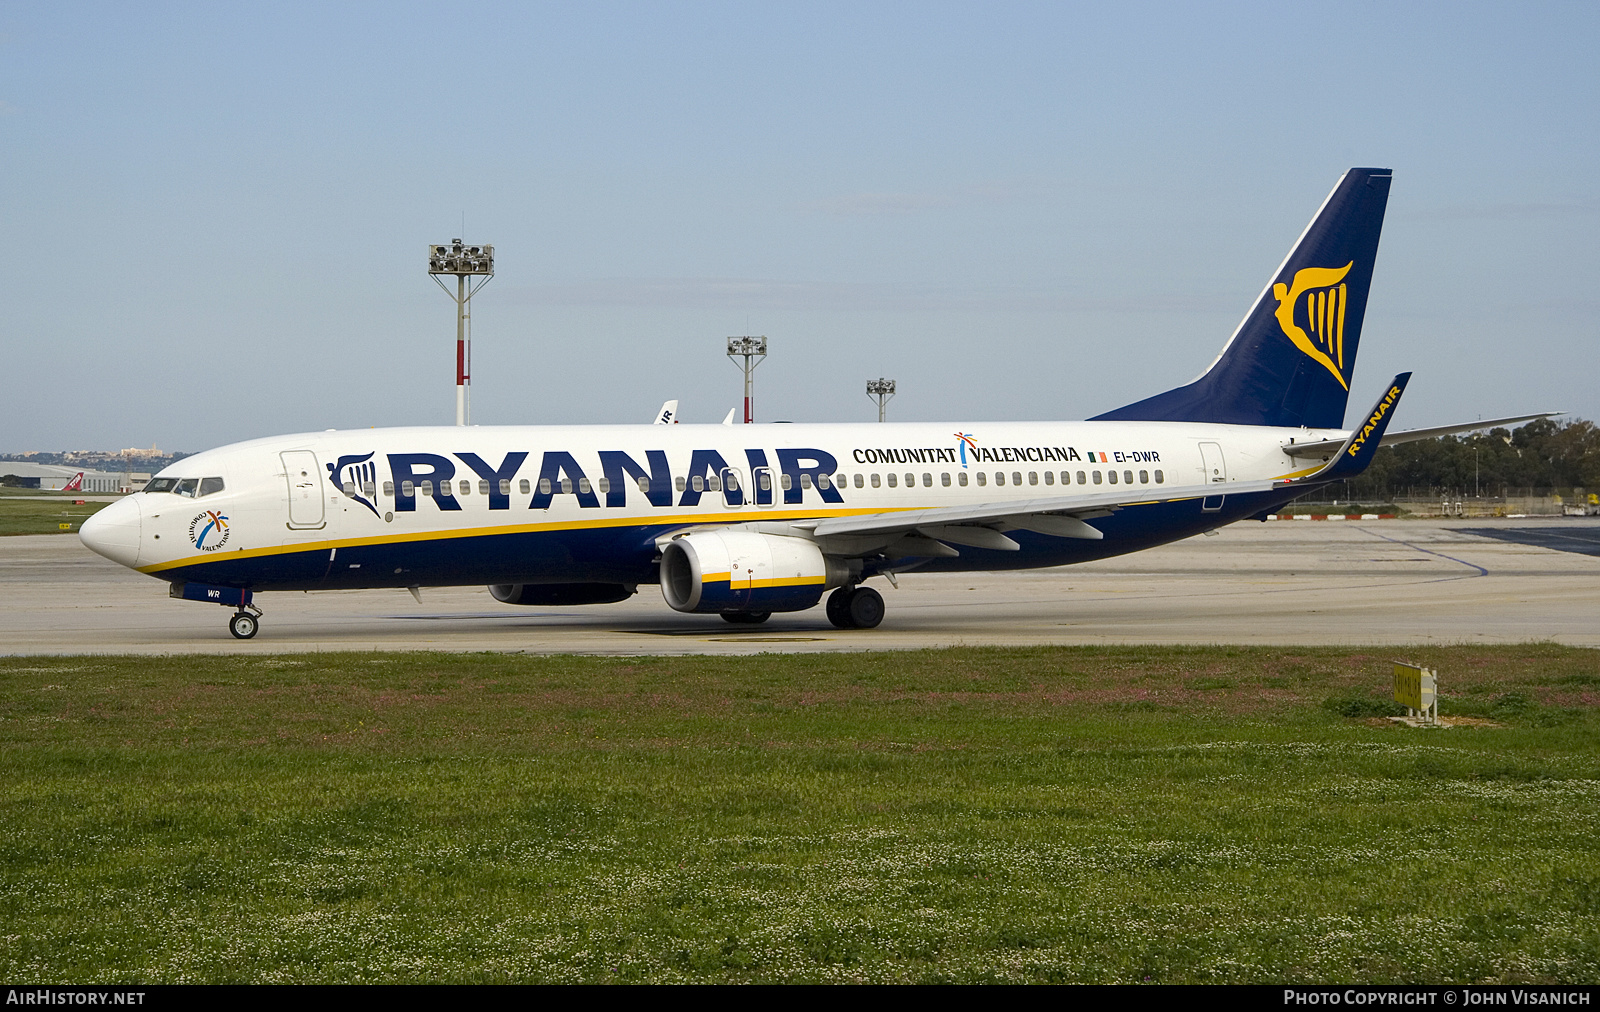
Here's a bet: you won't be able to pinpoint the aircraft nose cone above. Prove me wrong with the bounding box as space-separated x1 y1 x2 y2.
79 495 142 568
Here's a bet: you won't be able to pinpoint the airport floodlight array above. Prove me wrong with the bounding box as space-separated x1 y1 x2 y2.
726 336 767 424
428 239 495 426
867 377 896 422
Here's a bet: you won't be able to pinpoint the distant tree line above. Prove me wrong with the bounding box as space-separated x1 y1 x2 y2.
1333 417 1599 500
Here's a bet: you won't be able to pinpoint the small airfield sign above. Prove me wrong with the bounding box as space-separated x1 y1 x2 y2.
1393 662 1439 725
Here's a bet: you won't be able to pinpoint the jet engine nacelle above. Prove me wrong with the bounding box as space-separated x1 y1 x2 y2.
490 583 637 606
660 530 855 614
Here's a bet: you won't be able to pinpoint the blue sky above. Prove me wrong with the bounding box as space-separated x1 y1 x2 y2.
2 2 1596 450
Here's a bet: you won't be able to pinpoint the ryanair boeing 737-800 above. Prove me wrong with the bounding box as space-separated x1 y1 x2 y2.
79 169 1557 638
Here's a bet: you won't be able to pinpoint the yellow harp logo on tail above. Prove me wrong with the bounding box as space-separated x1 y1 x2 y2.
1273 262 1354 391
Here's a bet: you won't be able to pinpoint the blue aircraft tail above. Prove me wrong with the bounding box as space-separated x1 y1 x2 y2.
1091 168 1392 429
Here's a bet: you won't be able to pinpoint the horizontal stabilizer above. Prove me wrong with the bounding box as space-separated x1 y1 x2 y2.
1281 410 1565 458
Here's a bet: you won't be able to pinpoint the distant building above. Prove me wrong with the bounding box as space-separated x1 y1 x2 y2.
0 462 134 493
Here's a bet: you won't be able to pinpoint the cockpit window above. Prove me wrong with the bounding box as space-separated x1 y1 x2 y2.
198 477 225 497
175 478 199 498
145 477 179 494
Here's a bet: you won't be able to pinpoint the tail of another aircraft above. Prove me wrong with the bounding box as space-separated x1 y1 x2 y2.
62 472 84 492
1092 167 1392 430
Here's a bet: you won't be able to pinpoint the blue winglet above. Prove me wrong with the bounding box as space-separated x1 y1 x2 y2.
1293 373 1411 483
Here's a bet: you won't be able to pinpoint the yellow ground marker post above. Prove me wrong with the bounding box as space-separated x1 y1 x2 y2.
1392 662 1439 727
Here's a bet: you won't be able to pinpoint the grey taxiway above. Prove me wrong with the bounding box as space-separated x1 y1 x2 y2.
1 519 1597 655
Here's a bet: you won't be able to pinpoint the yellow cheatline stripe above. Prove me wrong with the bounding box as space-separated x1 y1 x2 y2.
136 504 892 575
137 488 1252 576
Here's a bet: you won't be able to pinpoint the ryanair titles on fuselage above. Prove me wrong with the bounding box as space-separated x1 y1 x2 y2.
332 438 1166 517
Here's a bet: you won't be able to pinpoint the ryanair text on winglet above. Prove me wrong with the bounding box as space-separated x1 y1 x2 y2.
1345 384 1404 458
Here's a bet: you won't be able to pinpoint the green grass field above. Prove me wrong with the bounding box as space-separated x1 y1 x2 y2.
3 646 1598 983
0 495 113 535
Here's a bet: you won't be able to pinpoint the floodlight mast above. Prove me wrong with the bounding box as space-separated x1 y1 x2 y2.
867 377 896 422
428 239 494 425
726 336 767 424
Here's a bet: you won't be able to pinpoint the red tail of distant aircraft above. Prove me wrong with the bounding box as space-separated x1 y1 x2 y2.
61 472 84 492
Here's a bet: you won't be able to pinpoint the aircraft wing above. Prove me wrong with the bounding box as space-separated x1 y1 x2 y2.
801 478 1284 549
1281 410 1563 458
800 374 1412 551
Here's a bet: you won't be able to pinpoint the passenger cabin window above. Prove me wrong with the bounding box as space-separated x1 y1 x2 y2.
800 474 813 489
499 479 510 495
922 473 932 487
540 478 553 495
363 481 376 498
904 473 914 487
479 480 490 495
781 474 793 490
760 473 773 491
598 477 611 494
958 472 968 486
578 478 592 494
941 473 951 486
1124 470 1134 484
519 479 531 495
870 474 880 488
1077 471 1087 485
343 482 356 496
1139 470 1149 484
853 474 864 488
675 476 686 492
1154 470 1164 483
1028 472 1037 485
1092 471 1102 484
887 473 897 488
976 472 986 486
198 477 224 497
816 474 829 490
995 472 1005 486
420 480 434 496
637 476 650 492
401 480 415 496
1107 471 1118 484
459 480 471 496
1044 472 1054 485
383 481 394 496
560 478 574 494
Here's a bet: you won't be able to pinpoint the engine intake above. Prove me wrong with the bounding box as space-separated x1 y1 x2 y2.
660 530 854 614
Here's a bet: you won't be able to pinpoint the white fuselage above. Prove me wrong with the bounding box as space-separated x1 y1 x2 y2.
82 419 1337 595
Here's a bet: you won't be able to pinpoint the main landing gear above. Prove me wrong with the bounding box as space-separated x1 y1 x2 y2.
826 586 884 629
228 604 263 640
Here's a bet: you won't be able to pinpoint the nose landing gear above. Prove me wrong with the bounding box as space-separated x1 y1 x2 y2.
228 608 262 639
825 585 885 629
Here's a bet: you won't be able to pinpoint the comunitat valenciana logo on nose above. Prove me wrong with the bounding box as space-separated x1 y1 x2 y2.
188 510 230 551
1273 262 1354 391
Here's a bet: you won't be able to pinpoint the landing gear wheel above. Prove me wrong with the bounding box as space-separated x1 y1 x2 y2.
826 588 856 629
846 586 885 629
721 611 771 624
228 612 259 639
